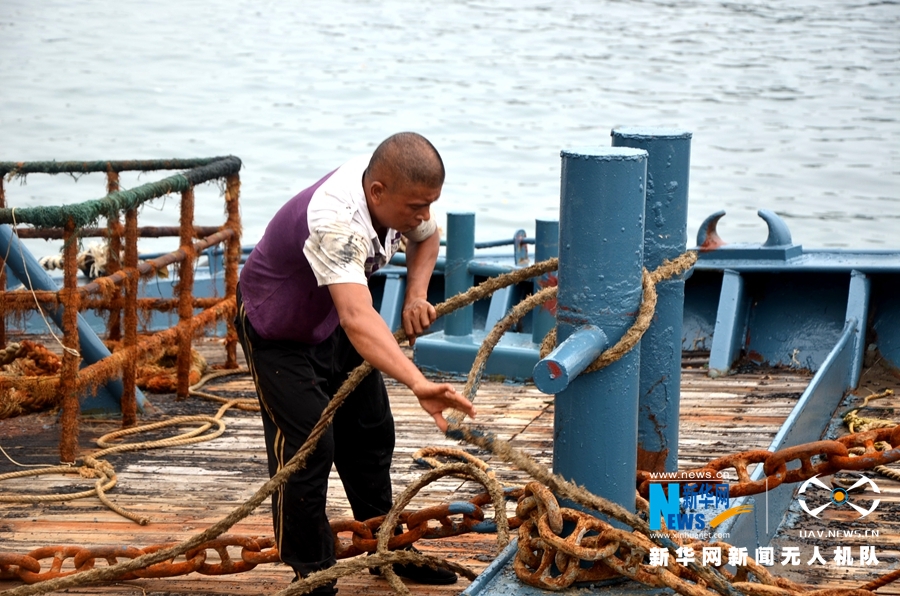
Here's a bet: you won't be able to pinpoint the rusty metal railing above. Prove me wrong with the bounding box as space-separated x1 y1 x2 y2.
0 157 243 462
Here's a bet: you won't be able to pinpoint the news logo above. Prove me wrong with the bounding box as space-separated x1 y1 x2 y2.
649 482 752 532
798 474 881 519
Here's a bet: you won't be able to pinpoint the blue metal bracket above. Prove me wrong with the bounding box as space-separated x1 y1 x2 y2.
533 325 608 393
707 270 751 377
513 228 529 266
698 210 803 261
845 271 871 388
378 272 406 332
720 319 858 553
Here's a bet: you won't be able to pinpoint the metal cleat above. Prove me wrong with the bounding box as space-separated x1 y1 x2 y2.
697 209 803 260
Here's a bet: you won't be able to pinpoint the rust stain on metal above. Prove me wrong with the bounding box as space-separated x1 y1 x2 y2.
636 445 669 474
537 273 558 316
122 207 139 426
58 217 81 462
547 361 563 380
699 219 727 252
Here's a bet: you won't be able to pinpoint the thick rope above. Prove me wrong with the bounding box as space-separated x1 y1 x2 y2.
539 251 697 372
374 462 509 595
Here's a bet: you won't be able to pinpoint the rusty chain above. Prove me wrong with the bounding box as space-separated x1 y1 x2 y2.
0 491 523 585
636 425 900 499
514 480 883 594
3 424 899 590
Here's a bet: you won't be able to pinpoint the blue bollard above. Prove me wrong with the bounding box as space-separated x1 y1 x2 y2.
612 127 692 473
533 326 608 394
0 225 146 415
531 219 558 345
539 147 648 519
443 212 475 337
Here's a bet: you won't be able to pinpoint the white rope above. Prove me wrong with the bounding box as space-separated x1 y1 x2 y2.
8 208 80 359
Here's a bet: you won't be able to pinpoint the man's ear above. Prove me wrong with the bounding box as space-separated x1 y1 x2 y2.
368 180 386 207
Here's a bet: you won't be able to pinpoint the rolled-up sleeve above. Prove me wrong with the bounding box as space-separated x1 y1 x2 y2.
403 218 438 243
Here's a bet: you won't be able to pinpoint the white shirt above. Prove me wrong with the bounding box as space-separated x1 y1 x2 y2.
303 155 437 287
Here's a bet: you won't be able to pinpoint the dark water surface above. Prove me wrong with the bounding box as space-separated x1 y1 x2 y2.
2 0 898 252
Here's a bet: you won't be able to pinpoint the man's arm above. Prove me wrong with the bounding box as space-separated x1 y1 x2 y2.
401 230 441 345
328 281 475 432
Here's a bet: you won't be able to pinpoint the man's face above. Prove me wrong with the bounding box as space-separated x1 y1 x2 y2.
370 181 441 234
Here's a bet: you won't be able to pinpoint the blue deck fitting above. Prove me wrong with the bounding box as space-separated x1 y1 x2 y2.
845 271 870 400
872 275 900 371
444 212 476 337
531 220 559 345
697 209 803 260
533 326 608 394
414 217 559 380
0 225 146 415
707 270 751 377
546 146 648 518
612 127 692 473
377 271 406 332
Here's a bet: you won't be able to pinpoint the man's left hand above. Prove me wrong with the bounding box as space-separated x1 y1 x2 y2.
402 297 437 345
411 380 476 432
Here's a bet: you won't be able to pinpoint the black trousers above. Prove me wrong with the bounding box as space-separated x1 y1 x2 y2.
235 286 396 577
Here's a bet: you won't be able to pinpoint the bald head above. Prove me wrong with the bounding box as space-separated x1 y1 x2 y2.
366 132 445 189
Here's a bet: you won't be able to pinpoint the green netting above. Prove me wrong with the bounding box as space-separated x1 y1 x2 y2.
0 157 234 176
0 157 241 229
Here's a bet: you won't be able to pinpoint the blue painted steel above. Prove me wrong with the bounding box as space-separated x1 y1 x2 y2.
744 272 848 372
844 271 870 392
446 501 479 515
484 286 515 330
694 249 900 273
467 260 518 277
461 539 518 596
697 210 802 260
444 213 476 337
759 209 794 247
415 329 540 379
513 229 529 265
872 275 900 370
533 326 608 394
552 146 647 519
681 270 722 352
612 127 692 473
0 225 146 415
707 270 750 377
531 219 559 345
377 272 406 332
720 319 857 553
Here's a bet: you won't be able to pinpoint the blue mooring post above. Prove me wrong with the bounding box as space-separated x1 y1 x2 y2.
612 127 692 474
533 147 648 519
444 212 475 337
532 219 559 345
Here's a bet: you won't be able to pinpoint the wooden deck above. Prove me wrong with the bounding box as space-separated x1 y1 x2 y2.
1 341 894 595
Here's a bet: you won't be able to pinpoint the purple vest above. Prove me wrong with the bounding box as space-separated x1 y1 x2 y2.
239 170 341 343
